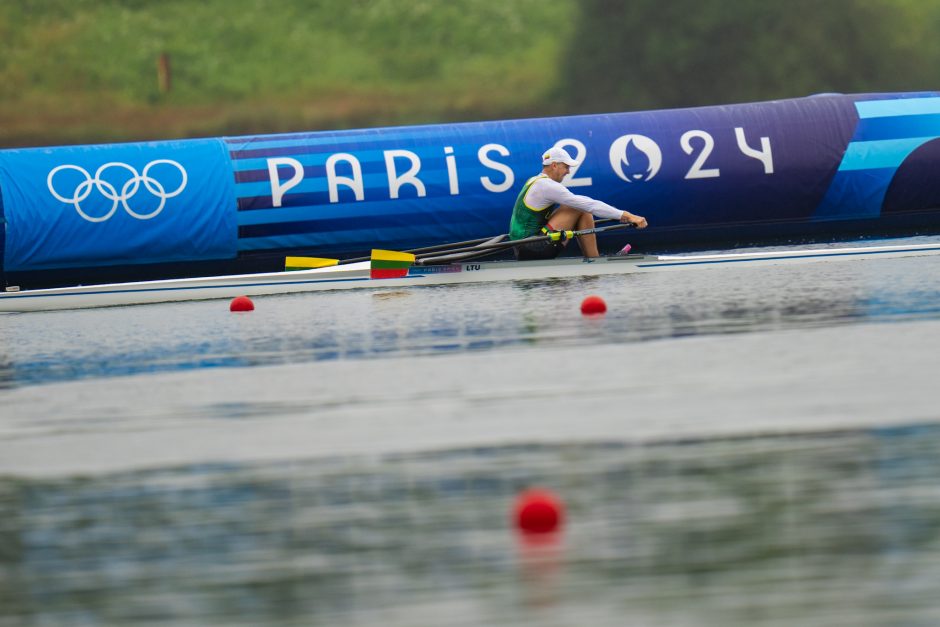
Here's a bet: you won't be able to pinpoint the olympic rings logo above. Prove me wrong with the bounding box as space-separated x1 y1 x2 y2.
47 160 188 223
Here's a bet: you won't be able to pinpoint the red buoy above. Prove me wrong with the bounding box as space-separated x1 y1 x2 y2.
230 295 254 312
513 488 565 534
580 294 607 315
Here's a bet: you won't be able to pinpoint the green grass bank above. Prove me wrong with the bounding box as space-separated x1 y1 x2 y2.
3 0 939 148
0 0 576 147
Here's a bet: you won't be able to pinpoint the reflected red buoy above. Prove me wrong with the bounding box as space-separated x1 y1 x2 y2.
230 295 254 312
513 488 565 534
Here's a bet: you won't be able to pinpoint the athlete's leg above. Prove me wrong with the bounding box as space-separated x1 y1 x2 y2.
573 210 599 257
546 206 599 257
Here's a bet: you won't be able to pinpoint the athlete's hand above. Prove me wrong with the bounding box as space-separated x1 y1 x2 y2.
621 212 648 229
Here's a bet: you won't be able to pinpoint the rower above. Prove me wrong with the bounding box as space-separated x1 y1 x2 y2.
508 146 648 260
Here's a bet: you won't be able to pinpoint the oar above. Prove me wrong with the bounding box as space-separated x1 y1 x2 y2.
284 235 505 271
414 222 636 265
285 219 622 271
382 217 611 260
285 256 340 271
370 249 416 278
409 217 615 263
416 247 510 265
364 222 635 277
341 234 506 264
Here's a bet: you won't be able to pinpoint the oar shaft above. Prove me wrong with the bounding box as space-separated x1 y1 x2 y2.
337 219 617 264
339 234 505 265
415 222 634 264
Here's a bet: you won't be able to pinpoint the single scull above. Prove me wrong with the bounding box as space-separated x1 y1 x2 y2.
2 241 940 312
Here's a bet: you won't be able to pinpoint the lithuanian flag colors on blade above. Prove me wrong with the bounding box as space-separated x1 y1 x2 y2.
371 249 415 279
284 256 339 271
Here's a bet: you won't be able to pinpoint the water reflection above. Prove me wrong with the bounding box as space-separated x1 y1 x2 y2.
3 425 940 625
0 252 939 388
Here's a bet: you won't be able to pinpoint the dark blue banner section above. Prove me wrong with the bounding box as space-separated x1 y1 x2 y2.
226 92 940 256
0 139 236 272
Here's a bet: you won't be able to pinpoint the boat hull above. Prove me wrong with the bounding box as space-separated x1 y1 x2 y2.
2 242 940 313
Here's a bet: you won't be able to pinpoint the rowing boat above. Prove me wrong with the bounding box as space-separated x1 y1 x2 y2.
2 241 939 313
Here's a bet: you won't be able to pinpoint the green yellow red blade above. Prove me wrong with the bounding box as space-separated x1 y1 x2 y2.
370 249 416 278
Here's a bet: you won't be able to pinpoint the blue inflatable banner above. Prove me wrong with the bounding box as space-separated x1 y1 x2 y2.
1 91 940 282
0 138 236 272
228 91 940 257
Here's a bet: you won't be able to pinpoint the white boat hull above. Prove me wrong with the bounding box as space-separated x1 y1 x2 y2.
2 242 940 313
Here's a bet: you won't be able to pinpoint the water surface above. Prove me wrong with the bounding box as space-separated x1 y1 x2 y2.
3 236 940 625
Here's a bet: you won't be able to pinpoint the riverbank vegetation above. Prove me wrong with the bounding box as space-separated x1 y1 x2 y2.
1 0 937 147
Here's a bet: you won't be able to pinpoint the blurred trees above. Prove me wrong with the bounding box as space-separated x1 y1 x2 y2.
2 0 940 146
559 0 940 112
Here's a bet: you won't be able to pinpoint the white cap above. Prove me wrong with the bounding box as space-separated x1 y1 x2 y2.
541 146 578 166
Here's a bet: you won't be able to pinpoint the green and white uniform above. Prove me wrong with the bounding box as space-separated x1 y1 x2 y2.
509 175 555 240
508 174 625 240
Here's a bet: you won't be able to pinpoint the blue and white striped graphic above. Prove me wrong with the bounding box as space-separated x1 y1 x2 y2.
226 123 543 255
815 95 940 219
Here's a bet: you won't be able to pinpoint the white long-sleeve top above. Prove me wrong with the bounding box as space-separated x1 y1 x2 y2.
523 175 625 221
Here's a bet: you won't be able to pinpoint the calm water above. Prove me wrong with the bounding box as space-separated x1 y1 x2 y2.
3 236 940 625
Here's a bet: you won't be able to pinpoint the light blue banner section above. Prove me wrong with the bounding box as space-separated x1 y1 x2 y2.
853 113 940 142
813 168 897 220
0 139 237 271
856 97 940 119
838 137 939 171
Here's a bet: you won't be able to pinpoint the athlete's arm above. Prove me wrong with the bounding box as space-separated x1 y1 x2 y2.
527 178 624 220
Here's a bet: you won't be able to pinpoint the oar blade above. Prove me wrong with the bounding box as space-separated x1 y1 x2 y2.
371 249 416 279
284 256 340 271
